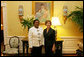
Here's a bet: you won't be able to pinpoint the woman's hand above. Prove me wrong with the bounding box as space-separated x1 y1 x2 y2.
30 48 32 52
52 44 55 52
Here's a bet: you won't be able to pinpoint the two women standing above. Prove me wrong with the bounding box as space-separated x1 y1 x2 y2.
28 19 56 56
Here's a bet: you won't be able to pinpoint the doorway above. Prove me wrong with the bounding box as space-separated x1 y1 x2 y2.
1 7 4 55
1 7 4 42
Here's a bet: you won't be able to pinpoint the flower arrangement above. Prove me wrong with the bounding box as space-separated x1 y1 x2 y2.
21 15 35 30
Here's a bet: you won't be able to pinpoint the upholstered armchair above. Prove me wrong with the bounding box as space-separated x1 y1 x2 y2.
3 36 20 56
76 39 83 56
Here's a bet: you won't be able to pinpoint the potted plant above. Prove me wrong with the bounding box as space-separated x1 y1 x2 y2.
67 6 83 32
21 15 35 30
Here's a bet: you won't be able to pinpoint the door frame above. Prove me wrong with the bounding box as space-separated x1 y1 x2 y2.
1 2 8 45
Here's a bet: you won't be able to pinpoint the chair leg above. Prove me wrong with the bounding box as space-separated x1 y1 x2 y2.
3 53 7 56
18 49 19 56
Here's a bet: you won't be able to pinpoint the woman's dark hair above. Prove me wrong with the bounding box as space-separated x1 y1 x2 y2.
45 20 52 25
33 19 40 24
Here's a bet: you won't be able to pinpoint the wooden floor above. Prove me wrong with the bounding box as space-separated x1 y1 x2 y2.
63 54 77 56
1 54 77 56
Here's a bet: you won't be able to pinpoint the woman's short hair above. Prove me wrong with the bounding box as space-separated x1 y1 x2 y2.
45 20 52 25
33 19 40 24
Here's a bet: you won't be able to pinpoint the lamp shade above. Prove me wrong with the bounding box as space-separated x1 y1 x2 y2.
52 17 61 26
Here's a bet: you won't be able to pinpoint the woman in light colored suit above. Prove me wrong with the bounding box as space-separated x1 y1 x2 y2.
28 19 44 56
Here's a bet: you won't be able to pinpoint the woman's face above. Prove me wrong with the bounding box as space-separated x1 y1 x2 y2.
34 21 39 28
46 22 51 28
41 5 45 9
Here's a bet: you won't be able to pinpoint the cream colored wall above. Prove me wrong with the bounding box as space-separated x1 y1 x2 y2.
53 1 83 36
6 1 83 37
6 1 32 36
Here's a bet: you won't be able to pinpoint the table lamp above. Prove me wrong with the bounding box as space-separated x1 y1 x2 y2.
51 17 61 38
52 17 61 29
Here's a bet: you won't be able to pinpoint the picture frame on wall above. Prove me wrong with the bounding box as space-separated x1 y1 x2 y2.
32 1 54 25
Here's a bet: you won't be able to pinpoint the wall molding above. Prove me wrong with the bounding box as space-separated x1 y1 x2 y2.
5 36 27 44
5 35 83 54
60 36 83 54
60 36 83 39
1 2 7 7
7 36 27 38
